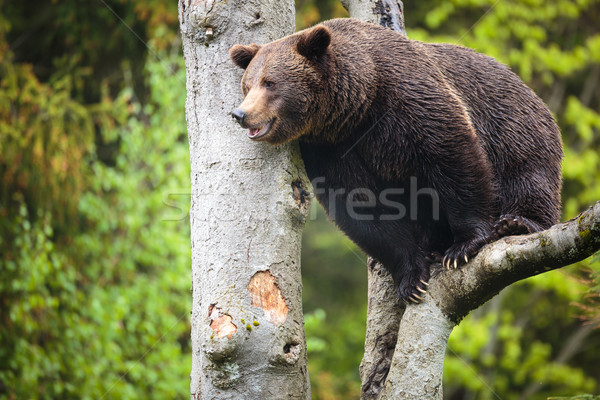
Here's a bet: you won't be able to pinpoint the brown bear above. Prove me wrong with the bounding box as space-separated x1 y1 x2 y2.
229 18 562 303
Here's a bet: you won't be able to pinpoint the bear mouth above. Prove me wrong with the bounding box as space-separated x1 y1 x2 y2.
248 119 275 140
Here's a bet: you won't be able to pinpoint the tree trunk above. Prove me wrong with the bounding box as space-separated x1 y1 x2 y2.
359 259 405 399
178 1 311 398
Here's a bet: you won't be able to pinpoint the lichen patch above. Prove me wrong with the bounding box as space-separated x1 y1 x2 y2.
248 270 288 325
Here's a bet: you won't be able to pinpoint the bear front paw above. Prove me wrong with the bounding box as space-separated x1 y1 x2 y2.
397 268 430 304
442 236 488 269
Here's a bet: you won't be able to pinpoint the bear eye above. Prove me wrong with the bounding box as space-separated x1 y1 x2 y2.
264 80 275 89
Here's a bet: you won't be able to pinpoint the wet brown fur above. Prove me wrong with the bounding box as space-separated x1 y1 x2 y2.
230 18 563 301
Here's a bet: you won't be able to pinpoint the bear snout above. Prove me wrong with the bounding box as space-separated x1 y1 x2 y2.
231 108 247 127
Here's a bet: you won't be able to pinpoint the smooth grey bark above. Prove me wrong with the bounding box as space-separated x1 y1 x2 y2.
342 2 600 399
378 300 453 400
179 1 312 399
359 259 404 398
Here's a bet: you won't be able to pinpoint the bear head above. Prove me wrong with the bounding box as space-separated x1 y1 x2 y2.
229 25 332 145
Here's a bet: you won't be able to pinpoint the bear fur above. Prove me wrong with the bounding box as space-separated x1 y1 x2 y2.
229 18 563 302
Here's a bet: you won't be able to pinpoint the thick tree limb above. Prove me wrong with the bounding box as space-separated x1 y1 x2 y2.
379 301 453 400
431 201 600 323
379 202 600 399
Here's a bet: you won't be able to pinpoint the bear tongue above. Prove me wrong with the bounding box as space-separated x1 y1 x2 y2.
249 127 263 138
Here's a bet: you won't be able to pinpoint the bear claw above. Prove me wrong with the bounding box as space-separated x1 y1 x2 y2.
397 263 430 304
442 255 460 270
399 280 429 304
410 294 424 303
493 214 538 238
409 281 429 303
443 235 488 270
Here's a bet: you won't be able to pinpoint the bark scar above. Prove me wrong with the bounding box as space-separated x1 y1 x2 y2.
373 0 407 36
209 304 237 339
291 180 308 206
248 271 289 325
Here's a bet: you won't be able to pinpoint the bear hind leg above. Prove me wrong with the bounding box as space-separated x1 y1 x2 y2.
495 170 561 239
493 214 544 239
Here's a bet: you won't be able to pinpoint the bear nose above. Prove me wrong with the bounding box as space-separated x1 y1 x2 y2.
231 108 247 126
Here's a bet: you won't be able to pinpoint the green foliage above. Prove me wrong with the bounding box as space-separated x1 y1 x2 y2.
446 289 596 399
304 308 364 399
0 5 191 395
295 0 349 30
3 0 178 101
0 45 93 226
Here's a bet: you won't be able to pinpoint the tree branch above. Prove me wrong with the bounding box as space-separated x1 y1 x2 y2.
379 201 600 399
378 300 453 400
431 201 600 323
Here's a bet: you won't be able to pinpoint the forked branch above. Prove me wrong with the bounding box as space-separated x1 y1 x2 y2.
431 200 600 323
375 201 600 399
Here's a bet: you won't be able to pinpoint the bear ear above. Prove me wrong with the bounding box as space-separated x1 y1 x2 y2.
296 25 331 60
229 44 262 69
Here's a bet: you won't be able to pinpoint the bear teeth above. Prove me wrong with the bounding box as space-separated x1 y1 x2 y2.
247 119 274 140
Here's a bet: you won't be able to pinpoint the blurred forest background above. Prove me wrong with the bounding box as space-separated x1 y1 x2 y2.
1 0 599 399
